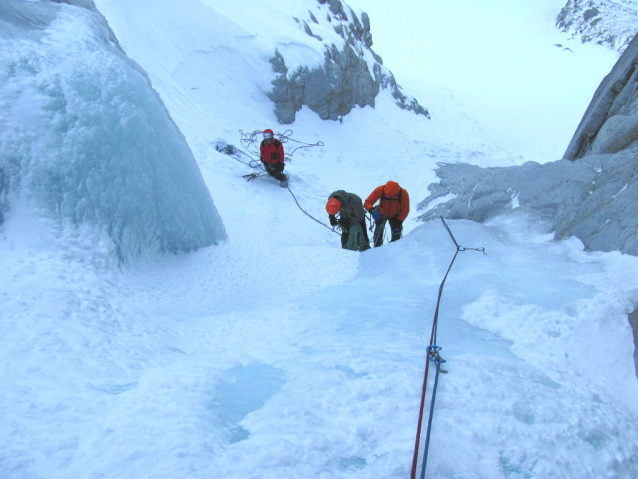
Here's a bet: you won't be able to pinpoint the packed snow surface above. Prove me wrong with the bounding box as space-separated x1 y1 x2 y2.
1 0 637 478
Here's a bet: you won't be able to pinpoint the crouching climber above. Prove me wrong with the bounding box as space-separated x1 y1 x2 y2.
326 190 371 251
260 128 287 186
364 181 410 247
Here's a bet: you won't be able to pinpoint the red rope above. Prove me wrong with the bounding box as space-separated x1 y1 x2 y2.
410 317 438 479
410 217 463 478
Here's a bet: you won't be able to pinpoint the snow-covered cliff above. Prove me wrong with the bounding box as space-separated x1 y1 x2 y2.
0 0 226 260
556 0 638 54
269 0 429 123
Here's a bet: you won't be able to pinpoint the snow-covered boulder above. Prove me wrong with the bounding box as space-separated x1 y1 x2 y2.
556 0 638 54
269 0 429 123
0 0 226 260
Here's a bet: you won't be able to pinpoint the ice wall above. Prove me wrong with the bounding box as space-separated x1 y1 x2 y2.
0 0 226 259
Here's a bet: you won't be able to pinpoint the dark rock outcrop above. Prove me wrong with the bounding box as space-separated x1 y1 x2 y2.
268 0 429 124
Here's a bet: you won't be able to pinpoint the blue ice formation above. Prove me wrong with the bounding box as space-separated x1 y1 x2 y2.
0 0 226 259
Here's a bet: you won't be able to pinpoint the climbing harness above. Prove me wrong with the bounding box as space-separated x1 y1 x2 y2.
367 210 402 248
411 217 486 479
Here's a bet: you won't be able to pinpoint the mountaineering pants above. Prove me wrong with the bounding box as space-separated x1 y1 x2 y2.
263 162 286 182
373 216 402 247
342 219 370 250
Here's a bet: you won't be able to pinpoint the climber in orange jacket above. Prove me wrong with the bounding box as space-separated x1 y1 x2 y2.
364 180 410 247
260 129 287 186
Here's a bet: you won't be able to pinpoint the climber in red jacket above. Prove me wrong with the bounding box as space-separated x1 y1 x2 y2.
260 129 287 185
364 180 410 247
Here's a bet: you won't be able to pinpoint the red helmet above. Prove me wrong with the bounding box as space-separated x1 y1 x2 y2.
263 129 274 139
384 181 401 197
326 198 341 215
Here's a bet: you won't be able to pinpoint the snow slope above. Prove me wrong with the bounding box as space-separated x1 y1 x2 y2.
353 0 619 163
1 0 638 478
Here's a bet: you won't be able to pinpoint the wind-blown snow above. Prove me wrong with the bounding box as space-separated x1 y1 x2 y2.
1 0 637 478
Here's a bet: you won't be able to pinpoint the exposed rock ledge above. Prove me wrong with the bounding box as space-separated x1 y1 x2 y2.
556 0 638 55
417 151 637 255
268 0 429 124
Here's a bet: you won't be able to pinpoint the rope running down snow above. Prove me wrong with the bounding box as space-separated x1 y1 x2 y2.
285 184 339 234
411 217 485 479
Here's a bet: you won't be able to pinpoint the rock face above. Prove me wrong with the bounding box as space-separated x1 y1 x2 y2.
564 33 638 160
417 152 637 255
630 308 638 378
269 0 429 124
556 0 638 54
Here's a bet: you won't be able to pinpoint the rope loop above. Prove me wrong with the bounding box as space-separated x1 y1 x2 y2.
236 129 323 164
218 129 335 234
242 172 267 181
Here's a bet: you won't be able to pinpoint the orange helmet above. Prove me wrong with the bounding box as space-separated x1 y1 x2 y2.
384 181 401 197
326 198 341 215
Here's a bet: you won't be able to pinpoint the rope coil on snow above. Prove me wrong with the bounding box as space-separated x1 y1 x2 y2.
277 129 325 159
238 129 323 164
220 130 337 234
411 216 486 479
